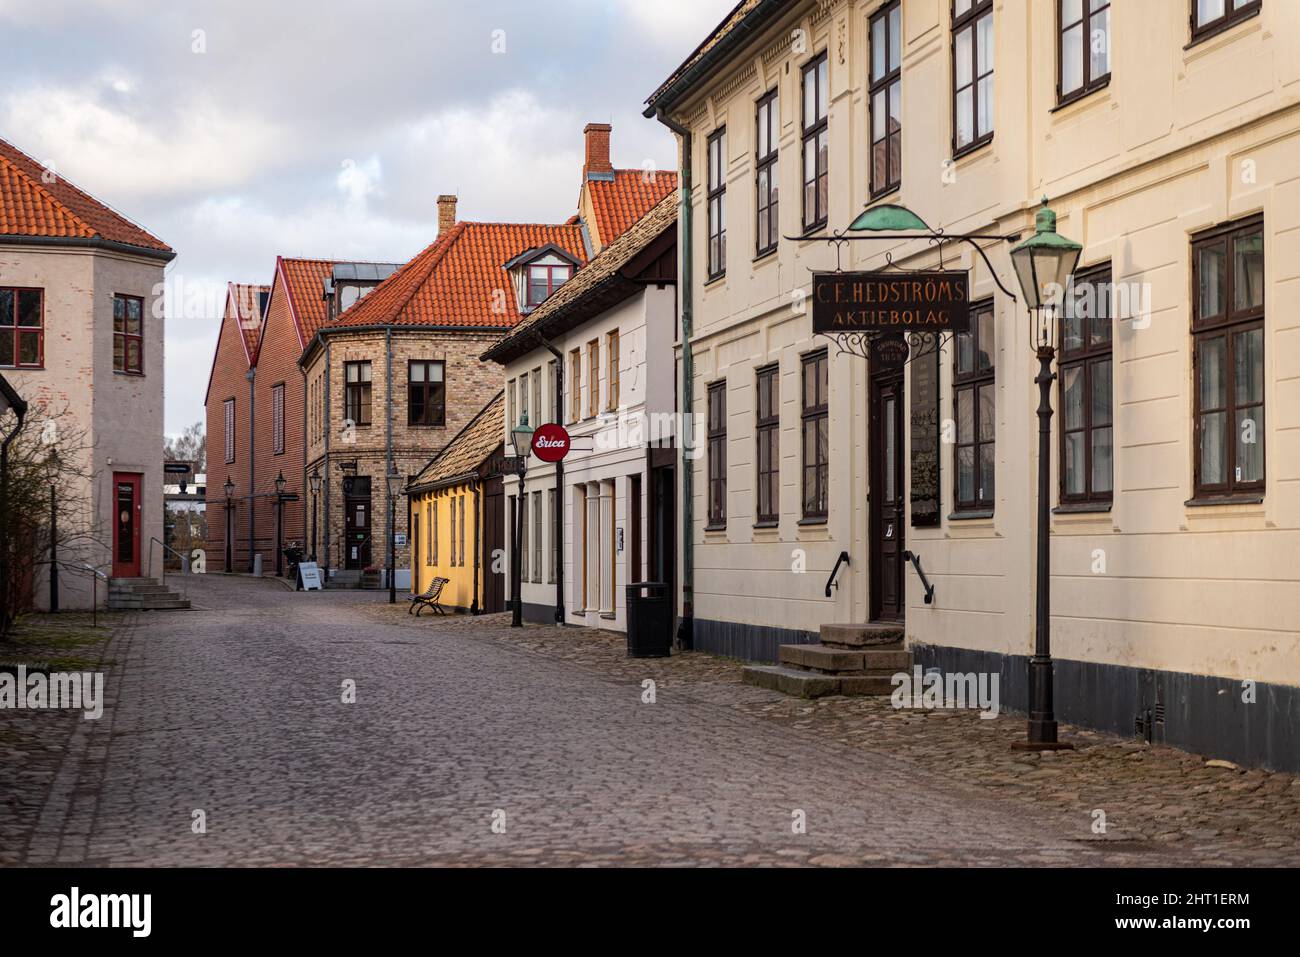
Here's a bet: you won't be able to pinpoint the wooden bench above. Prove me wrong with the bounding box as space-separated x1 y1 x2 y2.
407 577 450 616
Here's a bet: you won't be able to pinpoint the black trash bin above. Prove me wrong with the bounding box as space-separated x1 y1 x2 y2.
625 582 672 658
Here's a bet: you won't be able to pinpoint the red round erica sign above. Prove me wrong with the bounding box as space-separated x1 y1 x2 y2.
530 423 571 463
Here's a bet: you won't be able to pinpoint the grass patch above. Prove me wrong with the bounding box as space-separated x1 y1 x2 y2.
0 613 115 666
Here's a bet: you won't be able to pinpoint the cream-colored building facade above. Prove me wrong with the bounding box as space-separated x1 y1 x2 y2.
648 0 1300 769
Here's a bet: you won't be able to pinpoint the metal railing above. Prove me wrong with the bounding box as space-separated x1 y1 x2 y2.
335 536 371 572
902 549 935 605
824 550 851 598
54 561 110 627
147 537 191 600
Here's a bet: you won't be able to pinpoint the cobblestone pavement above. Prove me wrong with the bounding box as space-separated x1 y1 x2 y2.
4 574 1298 866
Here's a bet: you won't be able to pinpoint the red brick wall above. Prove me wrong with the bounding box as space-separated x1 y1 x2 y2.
250 273 306 567
204 294 256 571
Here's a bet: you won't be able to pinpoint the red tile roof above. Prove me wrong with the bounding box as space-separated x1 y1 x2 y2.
0 135 172 256
276 257 337 343
229 283 270 362
333 222 586 330
588 169 678 248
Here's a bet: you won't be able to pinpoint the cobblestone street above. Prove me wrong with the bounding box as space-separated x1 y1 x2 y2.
3 573 1298 867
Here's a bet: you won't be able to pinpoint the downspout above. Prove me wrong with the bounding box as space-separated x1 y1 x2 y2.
534 332 566 626
655 107 694 647
322 340 331 578
385 326 394 590
246 367 256 573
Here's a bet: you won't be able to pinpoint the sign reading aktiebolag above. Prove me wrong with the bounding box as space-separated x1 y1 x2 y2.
812 271 970 334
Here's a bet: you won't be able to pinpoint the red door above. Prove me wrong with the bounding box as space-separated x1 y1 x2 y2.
112 472 143 579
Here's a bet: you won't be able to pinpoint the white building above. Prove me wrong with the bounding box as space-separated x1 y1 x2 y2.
482 197 679 630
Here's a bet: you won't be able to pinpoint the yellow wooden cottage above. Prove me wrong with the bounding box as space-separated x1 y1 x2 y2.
405 391 506 614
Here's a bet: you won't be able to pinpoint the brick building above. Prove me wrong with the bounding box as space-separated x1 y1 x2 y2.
300 198 586 588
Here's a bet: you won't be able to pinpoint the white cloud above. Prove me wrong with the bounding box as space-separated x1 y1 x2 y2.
1 85 282 200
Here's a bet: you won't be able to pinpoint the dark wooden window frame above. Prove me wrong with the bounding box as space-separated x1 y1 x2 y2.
953 300 996 513
1058 264 1114 506
801 349 830 521
707 380 727 528
951 0 995 158
1057 0 1112 106
870 0 903 197
344 361 372 427
755 363 780 525
0 286 45 369
113 293 144 375
755 90 779 256
223 398 235 464
1189 0 1261 46
801 52 830 232
408 359 446 427
1191 214 1266 499
272 382 286 455
706 127 727 279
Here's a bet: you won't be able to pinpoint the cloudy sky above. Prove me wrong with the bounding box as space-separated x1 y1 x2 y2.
0 0 733 437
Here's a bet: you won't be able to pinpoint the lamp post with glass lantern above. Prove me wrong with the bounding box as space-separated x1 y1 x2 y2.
508 414 534 628
223 477 235 572
309 471 322 563
273 470 286 576
1010 198 1083 750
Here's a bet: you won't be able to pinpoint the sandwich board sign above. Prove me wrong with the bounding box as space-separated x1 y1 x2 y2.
298 562 323 591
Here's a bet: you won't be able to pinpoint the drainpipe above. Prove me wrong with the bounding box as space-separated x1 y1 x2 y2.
385 326 394 591
322 341 331 578
654 107 694 648
534 333 566 626
299 362 308 572
246 367 256 573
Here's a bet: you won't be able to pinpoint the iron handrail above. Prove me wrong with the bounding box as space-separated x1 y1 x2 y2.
147 537 190 600
336 535 372 569
824 550 850 598
902 550 935 605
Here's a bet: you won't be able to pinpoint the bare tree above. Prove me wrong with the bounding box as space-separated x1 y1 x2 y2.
0 403 100 639
165 420 205 473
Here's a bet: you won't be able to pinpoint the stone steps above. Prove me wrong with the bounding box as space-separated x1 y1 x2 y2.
741 622 911 699
107 577 190 611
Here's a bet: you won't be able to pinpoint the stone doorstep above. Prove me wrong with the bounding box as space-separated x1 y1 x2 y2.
779 643 912 674
820 622 905 648
741 664 895 699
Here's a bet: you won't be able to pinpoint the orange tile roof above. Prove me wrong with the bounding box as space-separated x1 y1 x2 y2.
588 169 678 248
0 135 172 256
228 283 270 362
333 222 586 330
276 257 338 343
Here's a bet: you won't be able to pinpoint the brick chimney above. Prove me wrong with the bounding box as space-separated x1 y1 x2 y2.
437 194 457 236
583 123 614 181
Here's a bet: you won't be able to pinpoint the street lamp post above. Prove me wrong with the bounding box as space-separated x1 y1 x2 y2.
223 477 235 573
309 471 321 563
1010 198 1083 750
508 414 535 628
386 469 402 604
273 470 286 576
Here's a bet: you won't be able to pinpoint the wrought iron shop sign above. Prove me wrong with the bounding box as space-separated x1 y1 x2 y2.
812 271 970 334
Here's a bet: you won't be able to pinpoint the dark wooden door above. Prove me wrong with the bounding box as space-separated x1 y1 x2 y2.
112 472 142 578
870 373 905 621
648 462 675 596
481 476 505 613
344 497 371 569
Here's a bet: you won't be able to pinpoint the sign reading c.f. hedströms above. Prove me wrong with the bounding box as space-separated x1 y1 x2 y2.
812 271 970 334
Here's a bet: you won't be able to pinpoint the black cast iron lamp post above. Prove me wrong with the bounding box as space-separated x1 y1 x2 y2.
1010 198 1082 750
386 469 402 604
308 471 321 563
223 477 234 572
273 470 286 576
509 414 534 628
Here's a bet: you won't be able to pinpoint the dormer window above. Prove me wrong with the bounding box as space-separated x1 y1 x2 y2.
504 244 581 313
528 263 572 307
